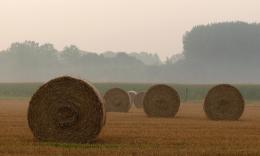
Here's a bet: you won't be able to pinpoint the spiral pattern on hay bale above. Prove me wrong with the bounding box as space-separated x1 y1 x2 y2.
203 84 245 120
134 92 145 108
128 90 137 105
104 88 131 112
143 84 180 117
27 76 106 143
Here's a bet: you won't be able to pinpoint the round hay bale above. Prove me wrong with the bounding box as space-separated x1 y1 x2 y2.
203 84 245 120
143 84 180 117
134 92 145 108
128 90 137 105
28 76 105 143
104 88 131 112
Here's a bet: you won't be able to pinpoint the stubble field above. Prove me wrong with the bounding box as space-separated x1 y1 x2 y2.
1 100 260 156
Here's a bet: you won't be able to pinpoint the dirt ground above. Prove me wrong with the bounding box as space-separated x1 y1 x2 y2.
1 100 260 156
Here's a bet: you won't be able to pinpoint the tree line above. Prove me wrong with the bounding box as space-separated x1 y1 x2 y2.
1 21 260 83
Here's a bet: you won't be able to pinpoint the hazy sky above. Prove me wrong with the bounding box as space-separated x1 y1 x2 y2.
0 0 259 60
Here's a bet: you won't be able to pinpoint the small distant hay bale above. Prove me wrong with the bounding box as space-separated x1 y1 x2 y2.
134 92 145 108
203 84 245 120
143 84 180 117
104 88 131 112
128 90 137 105
28 76 105 143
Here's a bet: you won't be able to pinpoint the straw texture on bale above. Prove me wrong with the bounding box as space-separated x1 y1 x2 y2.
143 84 180 117
128 91 137 105
134 92 145 108
104 88 131 112
28 76 106 143
203 84 245 120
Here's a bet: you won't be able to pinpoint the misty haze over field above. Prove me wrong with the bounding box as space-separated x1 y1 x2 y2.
1 0 260 83
0 22 260 83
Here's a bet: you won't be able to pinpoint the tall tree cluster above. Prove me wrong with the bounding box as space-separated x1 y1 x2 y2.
1 22 260 83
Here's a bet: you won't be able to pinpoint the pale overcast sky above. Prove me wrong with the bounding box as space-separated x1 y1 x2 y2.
0 0 259 60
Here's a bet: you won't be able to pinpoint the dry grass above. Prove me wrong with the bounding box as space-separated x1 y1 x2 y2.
1 100 260 155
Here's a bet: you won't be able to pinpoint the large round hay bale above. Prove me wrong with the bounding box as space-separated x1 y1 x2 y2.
143 84 180 117
203 84 245 120
28 76 105 143
128 90 137 105
104 88 131 112
134 92 145 108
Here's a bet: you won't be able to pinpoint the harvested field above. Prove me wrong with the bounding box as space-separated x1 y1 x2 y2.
1 100 260 155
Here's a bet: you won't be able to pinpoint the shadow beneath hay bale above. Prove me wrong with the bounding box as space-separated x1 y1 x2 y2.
38 139 121 149
173 115 207 120
174 115 248 122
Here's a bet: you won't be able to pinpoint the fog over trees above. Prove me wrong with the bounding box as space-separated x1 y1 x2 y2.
179 21 260 83
0 22 260 83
